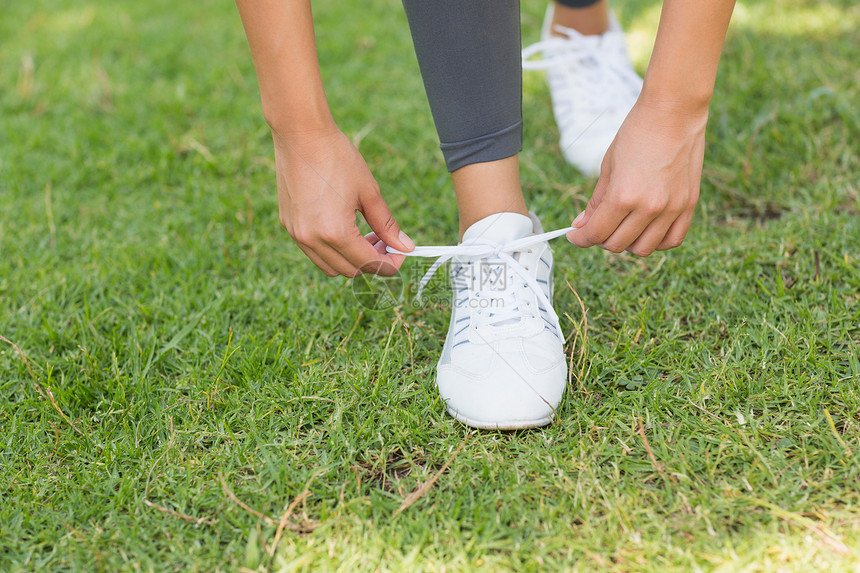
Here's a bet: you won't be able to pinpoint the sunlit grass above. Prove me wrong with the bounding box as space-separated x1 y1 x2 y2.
732 0 860 35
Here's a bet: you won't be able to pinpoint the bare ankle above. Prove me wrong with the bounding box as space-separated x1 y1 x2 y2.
551 0 610 36
451 156 528 239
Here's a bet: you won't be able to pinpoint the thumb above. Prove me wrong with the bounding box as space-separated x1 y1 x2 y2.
571 190 602 229
360 190 415 253
568 175 609 239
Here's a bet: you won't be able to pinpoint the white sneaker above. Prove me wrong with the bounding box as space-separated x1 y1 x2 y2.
523 5 643 176
401 213 568 429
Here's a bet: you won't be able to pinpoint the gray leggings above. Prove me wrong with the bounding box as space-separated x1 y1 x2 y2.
402 0 599 172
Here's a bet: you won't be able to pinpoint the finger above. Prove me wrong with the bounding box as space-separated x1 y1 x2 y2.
295 243 343 277
596 201 672 254
567 199 631 248
372 238 387 255
625 215 676 257
291 221 363 277
592 215 651 254
314 243 367 277
571 176 610 230
364 231 407 268
360 256 405 276
324 227 404 277
364 231 380 244
360 191 415 253
656 209 695 251
371 239 406 268
364 231 386 253
366 231 407 262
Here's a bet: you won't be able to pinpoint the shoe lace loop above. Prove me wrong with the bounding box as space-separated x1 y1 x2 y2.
388 227 573 330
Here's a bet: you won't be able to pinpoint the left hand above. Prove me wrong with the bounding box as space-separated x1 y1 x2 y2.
566 99 709 256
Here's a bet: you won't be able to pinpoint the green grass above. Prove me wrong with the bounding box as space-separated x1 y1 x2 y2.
2 0 859 570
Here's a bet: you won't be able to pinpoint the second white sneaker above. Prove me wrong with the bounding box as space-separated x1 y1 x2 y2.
523 5 643 176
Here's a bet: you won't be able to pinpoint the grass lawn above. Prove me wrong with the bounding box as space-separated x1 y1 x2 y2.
2 0 859 570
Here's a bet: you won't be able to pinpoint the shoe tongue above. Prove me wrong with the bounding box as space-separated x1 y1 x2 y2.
460 213 534 329
462 213 533 245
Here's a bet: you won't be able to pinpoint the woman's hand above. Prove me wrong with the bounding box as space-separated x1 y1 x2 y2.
566 0 735 256
566 100 709 257
273 127 414 277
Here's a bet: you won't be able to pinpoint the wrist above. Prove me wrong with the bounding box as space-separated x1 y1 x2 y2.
262 102 336 140
638 80 713 119
269 120 342 155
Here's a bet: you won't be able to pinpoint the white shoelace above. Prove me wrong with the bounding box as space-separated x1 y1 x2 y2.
522 25 641 112
388 227 574 330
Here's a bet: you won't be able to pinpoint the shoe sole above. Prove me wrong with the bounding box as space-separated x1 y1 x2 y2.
447 407 554 430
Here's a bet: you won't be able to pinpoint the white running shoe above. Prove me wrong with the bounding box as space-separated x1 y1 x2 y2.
523 5 643 176
399 213 568 429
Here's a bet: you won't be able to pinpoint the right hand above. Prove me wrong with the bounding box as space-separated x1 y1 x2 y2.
272 127 414 277
566 99 707 256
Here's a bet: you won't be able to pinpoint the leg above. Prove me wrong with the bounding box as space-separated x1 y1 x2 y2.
451 157 526 239
552 0 609 36
401 0 526 238
400 1 567 430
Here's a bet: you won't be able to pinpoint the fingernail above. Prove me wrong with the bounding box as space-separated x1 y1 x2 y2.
399 230 415 251
572 211 586 228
